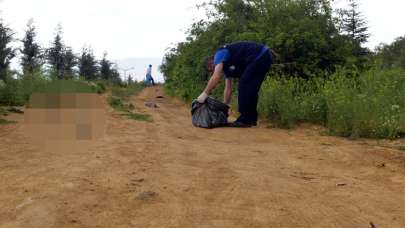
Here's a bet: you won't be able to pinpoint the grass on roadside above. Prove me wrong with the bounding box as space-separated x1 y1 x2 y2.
121 112 152 122
111 83 145 100
258 68 405 139
0 118 16 125
0 106 7 116
107 82 151 122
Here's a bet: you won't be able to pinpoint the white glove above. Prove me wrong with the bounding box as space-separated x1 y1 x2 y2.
197 92 209 103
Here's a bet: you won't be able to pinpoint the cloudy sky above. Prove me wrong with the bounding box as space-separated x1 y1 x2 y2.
0 0 405 80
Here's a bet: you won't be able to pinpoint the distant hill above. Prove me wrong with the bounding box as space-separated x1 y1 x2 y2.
114 58 164 83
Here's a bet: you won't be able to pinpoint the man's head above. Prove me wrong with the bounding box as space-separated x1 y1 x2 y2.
149 64 152 68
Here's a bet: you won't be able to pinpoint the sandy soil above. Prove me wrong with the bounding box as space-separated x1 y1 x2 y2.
1 87 405 228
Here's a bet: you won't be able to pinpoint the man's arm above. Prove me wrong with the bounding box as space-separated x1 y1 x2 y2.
204 63 223 94
197 63 224 103
224 78 232 105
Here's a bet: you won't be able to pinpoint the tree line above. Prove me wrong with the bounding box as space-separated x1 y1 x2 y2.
160 0 380 100
0 19 121 83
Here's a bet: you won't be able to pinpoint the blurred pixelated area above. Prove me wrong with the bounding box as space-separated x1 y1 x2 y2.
24 93 106 141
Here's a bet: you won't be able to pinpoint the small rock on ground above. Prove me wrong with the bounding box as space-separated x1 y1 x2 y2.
145 102 159 108
136 191 157 200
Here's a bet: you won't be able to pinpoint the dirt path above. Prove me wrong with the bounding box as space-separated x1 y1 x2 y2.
1 87 405 228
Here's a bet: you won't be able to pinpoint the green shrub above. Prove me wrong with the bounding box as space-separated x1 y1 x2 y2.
20 73 48 102
35 80 97 94
107 95 125 111
121 112 152 122
0 106 7 116
259 76 327 128
259 68 405 139
0 118 16 125
95 81 107 94
324 69 405 138
111 82 145 99
0 78 24 106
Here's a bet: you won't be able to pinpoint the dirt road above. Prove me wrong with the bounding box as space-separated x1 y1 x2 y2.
1 87 405 228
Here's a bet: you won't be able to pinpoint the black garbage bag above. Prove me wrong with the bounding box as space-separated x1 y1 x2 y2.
191 97 229 129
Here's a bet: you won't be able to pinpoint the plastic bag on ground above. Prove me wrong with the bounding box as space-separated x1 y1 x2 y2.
191 97 229 129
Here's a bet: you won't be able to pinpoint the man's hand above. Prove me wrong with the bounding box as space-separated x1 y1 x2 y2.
228 107 234 116
197 92 208 103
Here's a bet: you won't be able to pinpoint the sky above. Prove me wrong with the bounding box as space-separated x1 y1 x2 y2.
333 0 405 48
0 0 405 81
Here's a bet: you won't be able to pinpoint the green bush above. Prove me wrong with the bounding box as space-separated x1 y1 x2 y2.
107 95 125 110
111 82 145 99
20 73 48 102
259 76 327 128
0 118 16 125
95 81 107 94
36 80 97 94
324 69 405 138
259 68 405 139
0 78 24 106
121 112 151 122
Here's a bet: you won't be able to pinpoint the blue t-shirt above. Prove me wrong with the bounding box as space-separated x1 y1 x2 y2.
214 49 230 65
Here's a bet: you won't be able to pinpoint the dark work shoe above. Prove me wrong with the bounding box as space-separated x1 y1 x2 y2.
227 121 253 128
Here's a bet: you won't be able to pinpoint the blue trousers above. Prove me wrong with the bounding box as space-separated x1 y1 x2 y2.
237 51 272 124
145 74 155 86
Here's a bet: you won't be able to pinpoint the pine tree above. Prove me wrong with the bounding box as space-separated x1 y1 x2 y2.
47 24 65 79
20 19 43 75
79 47 98 80
100 52 113 80
0 20 15 82
110 68 122 85
340 0 369 54
63 47 77 78
127 74 133 84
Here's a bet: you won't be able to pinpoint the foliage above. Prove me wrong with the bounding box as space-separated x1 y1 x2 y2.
63 47 77 78
0 118 16 125
0 106 6 116
79 47 99 80
95 81 107 94
36 80 100 93
108 93 151 122
107 95 126 110
121 112 152 122
127 74 134 84
376 36 405 69
19 72 48 102
46 24 65 79
324 68 405 138
111 82 145 99
20 19 43 75
258 76 327 128
336 0 369 49
0 17 122 107
259 68 405 139
100 52 113 80
0 21 15 82
107 82 149 122
46 25 78 79
161 0 359 102
0 75 24 106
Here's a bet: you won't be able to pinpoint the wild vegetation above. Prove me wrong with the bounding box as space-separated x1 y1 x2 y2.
0 19 142 120
108 83 151 122
160 0 405 139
